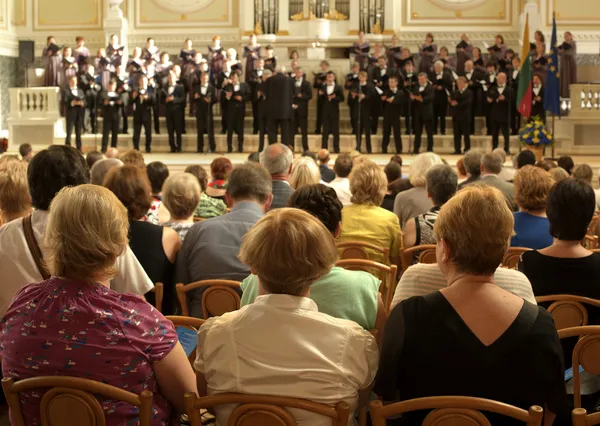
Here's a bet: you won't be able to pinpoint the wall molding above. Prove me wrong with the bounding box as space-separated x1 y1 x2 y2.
33 0 103 30
134 0 234 29
0 32 19 57
404 0 513 27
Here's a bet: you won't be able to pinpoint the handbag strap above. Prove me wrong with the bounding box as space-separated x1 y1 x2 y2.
22 214 51 281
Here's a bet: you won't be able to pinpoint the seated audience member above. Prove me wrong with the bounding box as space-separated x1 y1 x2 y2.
573 163 593 186
382 162 402 212
393 152 443 228
119 149 145 169
328 153 353 206
550 167 569 183
241 184 383 330
105 146 119 159
260 143 294 210
0 162 32 224
175 163 273 318
85 150 104 170
474 152 517 211
206 157 233 201
339 160 402 265
376 186 568 425
455 157 467 184
247 152 260 163
0 185 196 425
90 158 123 185
317 149 336 183
511 165 554 249
184 165 228 219
595 168 600 210
0 146 152 317
161 173 201 241
104 165 180 313
0 155 19 165
457 149 483 189
514 149 536 171
19 143 33 163
195 208 379 425
493 147 515 182
403 164 457 249
145 161 170 224
557 155 575 175
536 159 557 172
289 156 321 189
389 155 407 178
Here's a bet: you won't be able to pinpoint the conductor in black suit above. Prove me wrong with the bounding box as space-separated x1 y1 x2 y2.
487 72 513 154
411 73 435 153
320 71 344 153
353 71 376 153
291 67 313 152
265 67 293 146
449 77 473 154
64 75 86 151
193 71 217 153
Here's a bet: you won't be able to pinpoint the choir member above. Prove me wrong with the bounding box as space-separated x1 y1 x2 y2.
531 73 546 124
455 33 473 74
141 37 160 63
367 43 385 75
155 52 173 133
402 61 418 136
113 65 130 134
291 66 313 152
132 75 155 153
498 49 515 74
313 60 330 134
438 47 456 71
288 59 301 78
193 72 217 153
61 47 78 90
208 36 226 83
127 47 145 90
244 33 261 82
43 36 61 87
249 58 266 134
430 60 453 135
487 72 513 154
172 64 188 135
345 62 360 135
226 48 243 77
472 47 484 69
164 71 186 152
482 62 499 136
353 71 376 153
257 70 272 152
487 34 507 63
64 75 85 151
411 73 435 154
449 76 473 154
189 52 208 116
144 60 161 134
418 33 437 74
381 75 403 154
78 65 98 134
95 48 113 92
101 79 122 153
289 50 299 61
320 71 344 153
224 72 250 153
461 60 484 135
263 45 277 72
397 48 414 70
510 56 521 135
559 32 577 98
217 62 234 134
179 38 196 103
73 36 90 71
371 55 390 135
533 43 548 77
106 34 124 67
386 34 402 70
530 30 546 54
351 31 370 71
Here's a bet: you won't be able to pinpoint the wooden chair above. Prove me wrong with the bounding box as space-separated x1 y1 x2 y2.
573 407 600 425
2 376 153 426
151 282 164 313
370 396 543 426
184 392 350 426
176 280 242 318
399 244 437 272
536 295 600 330
165 315 205 364
193 216 205 223
558 326 600 409
583 235 599 250
502 247 530 269
587 215 599 236
336 241 390 262
336 259 398 312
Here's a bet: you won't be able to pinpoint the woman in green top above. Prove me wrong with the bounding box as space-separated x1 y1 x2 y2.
184 165 228 219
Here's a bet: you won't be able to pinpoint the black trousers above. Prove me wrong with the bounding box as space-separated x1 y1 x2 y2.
355 109 372 153
65 108 84 151
227 104 245 152
102 112 119 152
433 98 447 134
413 114 434 153
84 95 97 133
370 100 382 134
321 114 340 153
153 101 161 134
252 100 260 133
484 100 493 136
403 101 412 135
166 106 183 152
119 98 128 134
315 96 325 133
348 102 357 133
220 98 228 133
292 111 309 152
196 110 216 153
453 117 471 153
492 120 510 151
268 118 291 146
258 112 269 152
382 114 402 153
133 114 152 152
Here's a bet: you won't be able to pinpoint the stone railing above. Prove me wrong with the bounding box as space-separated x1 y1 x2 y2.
9 87 60 119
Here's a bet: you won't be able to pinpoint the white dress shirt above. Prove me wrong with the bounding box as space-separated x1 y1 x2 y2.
498 85 505 95
328 177 352 206
233 83 240 92
326 84 334 95
200 85 208 95
194 294 378 426
0 210 154 317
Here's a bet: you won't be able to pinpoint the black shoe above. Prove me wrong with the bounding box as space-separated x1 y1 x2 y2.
253 130 259 134
413 150 419 155
382 150 388 154
314 130 321 135
355 147 361 153
227 147 233 153
505 149 512 155
170 148 176 153
145 147 151 153
220 129 227 134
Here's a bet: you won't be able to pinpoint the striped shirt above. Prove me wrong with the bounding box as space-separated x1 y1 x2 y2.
390 263 537 311
194 193 227 219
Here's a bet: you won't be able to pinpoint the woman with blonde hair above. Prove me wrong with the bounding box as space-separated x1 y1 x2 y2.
0 185 196 425
289 156 321 189
161 173 201 241
0 161 32 225
338 160 402 265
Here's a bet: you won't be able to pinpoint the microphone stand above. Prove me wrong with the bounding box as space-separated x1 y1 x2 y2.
408 78 413 154
507 65 513 154
357 82 362 153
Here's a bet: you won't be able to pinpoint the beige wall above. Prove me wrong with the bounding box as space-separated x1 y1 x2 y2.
406 0 510 24
12 0 25 26
136 0 237 27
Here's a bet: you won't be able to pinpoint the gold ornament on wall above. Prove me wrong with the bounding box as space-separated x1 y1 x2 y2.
290 11 304 21
254 20 264 35
455 10 462 17
324 9 348 20
371 19 382 34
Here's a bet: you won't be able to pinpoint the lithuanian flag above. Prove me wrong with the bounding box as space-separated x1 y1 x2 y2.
517 14 533 118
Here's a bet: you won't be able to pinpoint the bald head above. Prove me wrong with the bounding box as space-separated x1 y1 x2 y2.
105 147 119 159
317 149 330 165
91 158 123 185
260 143 293 176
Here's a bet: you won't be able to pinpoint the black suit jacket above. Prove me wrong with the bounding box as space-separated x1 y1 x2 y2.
249 69 265 101
345 73 360 106
100 90 122 117
270 180 295 211
292 79 313 117
163 84 186 110
383 88 403 118
193 84 217 115
429 70 453 100
132 88 155 119
265 72 293 119
355 83 377 114
64 88 86 116
412 84 434 120
373 67 393 90
532 86 545 118
224 83 250 109
487 86 514 123
320 84 345 120
450 89 473 119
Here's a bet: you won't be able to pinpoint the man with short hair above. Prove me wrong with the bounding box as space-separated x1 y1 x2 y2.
105 146 119 158
90 158 123 185
474 152 517 211
260 143 294 210
487 72 513 154
328 153 353 206
317 149 335 183
449 76 472 154
175 162 273 318
458 149 484 189
265 66 293 146
86 150 104 170
291 66 313 152
515 150 536 170
19 143 33 162
493 147 515 181
411 72 434 153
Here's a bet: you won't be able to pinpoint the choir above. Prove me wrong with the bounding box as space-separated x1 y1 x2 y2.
43 31 578 155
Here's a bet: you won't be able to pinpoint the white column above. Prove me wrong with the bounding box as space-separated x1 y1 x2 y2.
349 0 360 32
104 0 129 60
520 0 542 38
278 0 290 34
384 0 401 33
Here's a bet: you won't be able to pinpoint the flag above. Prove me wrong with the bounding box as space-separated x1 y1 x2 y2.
544 12 561 117
516 14 533 118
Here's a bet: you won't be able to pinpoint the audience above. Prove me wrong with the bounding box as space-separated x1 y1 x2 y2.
184 164 228 219
105 146 119 159
403 164 457 250
327 153 353 206
104 165 180 313
557 155 575 175
457 150 483 189
492 147 515 182
536 159 557 172
550 166 569 183
0 145 152 317
86 150 104 170
161 173 201 241
195 208 378 424
175 163 273 318
145 161 170 224
90 158 123 185
393 152 443 228
19 143 33 163
382 161 402 212
0 185 196 425
206 157 233 201
0 154 19 165
289 156 321 189
241 184 384 331
119 149 145 168
0 161 32 225
511 165 554 249
317 149 335 183
377 186 567 425
247 152 260 163
475 152 517 211
339 160 402 265
515 150 536 170
455 157 467 184
260 143 294 210
573 163 593 186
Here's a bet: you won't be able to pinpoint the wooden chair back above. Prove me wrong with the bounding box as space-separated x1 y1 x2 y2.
573 407 600 425
2 376 153 426
588 215 599 236
536 295 600 330
176 280 242 318
335 259 398 312
165 315 205 364
336 241 390 262
184 392 350 426
558 326 600 408
151 282 164 313
502 247 530 269
370 396 543 426
583 235 599 250
400 244 437 272
193 216 205 223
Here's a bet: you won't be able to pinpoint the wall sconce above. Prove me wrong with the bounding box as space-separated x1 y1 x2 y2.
561 99 571 112
34 68 44 78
